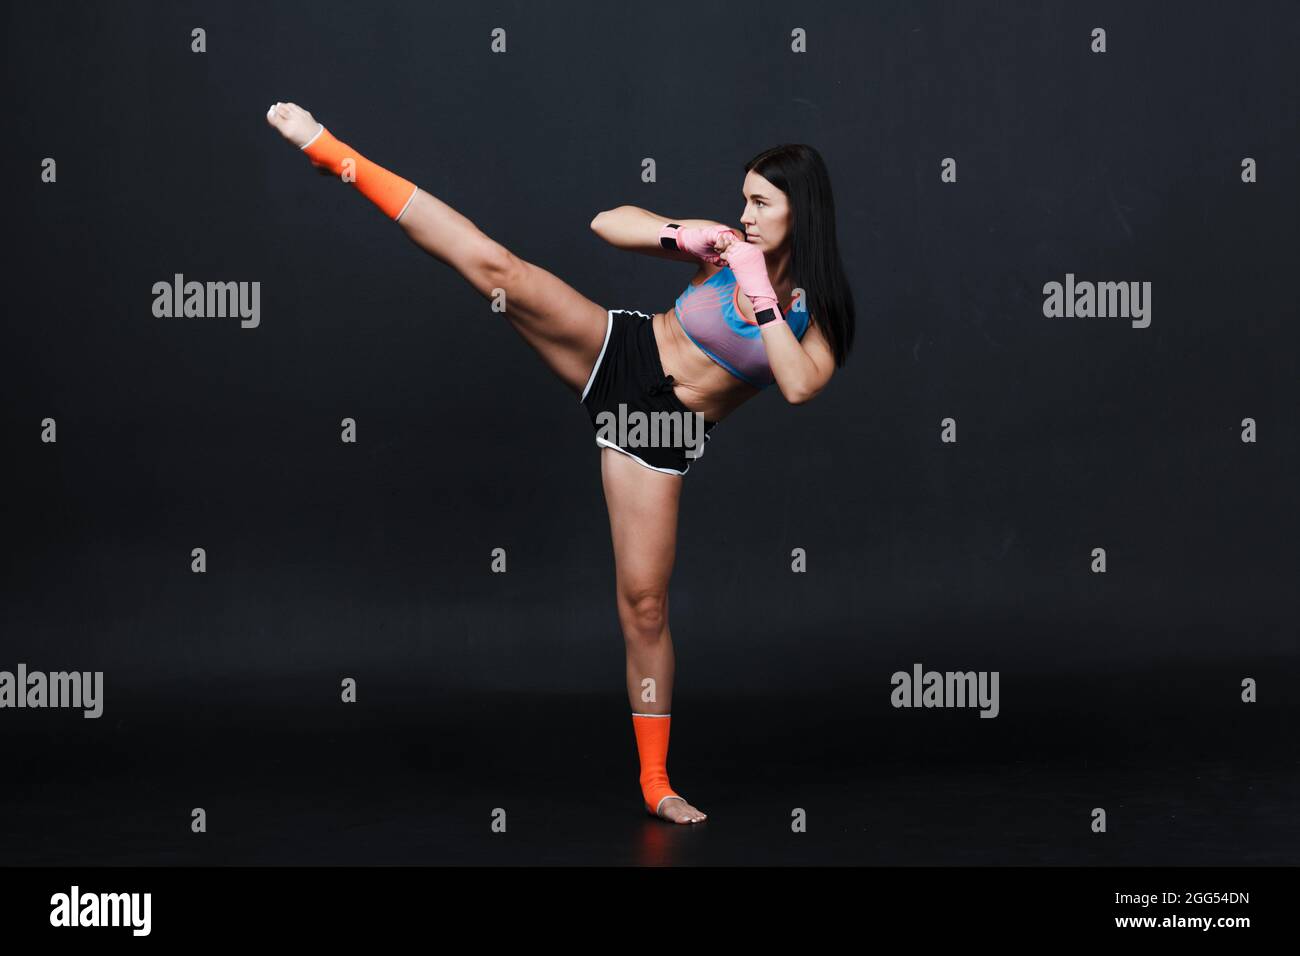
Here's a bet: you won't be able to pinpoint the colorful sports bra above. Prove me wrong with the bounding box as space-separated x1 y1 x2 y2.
672 266 811 389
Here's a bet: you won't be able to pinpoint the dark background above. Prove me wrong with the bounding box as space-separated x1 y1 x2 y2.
1 0 1296 865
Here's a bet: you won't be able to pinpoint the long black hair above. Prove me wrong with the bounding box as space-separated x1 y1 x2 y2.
743 144 855 367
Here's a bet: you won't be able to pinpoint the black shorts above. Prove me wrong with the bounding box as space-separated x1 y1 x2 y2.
579 309 719 476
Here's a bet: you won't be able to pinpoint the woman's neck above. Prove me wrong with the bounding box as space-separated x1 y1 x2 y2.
766 245 792 289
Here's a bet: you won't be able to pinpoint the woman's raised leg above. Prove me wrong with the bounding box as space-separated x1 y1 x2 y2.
600 447 707 824
266 101 608 396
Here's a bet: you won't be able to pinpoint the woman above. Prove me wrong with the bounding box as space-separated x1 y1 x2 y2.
266 102 855 824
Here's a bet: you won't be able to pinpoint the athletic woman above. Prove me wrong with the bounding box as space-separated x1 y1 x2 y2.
265 102 855 824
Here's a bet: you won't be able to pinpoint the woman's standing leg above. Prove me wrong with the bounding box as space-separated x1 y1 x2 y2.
600 448 706 824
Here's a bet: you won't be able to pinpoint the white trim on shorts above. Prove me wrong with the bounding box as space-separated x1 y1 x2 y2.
583 308 712 478
595 435 691 477
579 310 616 404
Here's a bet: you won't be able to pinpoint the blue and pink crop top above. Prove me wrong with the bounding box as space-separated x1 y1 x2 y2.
672 266 810 388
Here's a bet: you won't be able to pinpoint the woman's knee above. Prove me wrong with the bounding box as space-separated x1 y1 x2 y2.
445 240 508 302
617 587 668 642
480 239 516 280
423 215 514 295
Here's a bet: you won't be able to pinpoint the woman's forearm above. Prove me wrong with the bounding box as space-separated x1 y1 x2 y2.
590 205 735 261
761 322 824 405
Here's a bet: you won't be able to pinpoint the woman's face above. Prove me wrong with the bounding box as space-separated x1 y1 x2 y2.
739 170 790 251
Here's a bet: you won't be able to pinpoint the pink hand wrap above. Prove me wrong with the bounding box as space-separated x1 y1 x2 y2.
661 223 741 265
720 240 782 322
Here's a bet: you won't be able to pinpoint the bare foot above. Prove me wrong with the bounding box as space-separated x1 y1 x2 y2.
264 101 323 148
646 795 708 824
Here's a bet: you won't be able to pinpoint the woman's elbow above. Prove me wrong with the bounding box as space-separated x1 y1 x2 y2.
591 205 631 231
785 377 828 405
784 384 815 405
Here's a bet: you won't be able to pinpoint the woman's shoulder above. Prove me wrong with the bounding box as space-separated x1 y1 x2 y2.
687 261 731 288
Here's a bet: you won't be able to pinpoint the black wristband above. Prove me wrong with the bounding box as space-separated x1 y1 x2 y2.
659 223 682 251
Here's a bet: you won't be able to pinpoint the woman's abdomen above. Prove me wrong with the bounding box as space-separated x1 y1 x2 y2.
652 310 759 422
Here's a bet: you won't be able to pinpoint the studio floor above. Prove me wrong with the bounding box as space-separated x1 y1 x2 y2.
2 668 1295 867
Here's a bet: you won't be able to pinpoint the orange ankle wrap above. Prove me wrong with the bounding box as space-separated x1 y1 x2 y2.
632 712 681 815
301 124 418 221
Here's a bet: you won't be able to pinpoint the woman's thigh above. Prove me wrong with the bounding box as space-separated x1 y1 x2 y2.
496 251 611 397
600 447 683 602
399 190 609 395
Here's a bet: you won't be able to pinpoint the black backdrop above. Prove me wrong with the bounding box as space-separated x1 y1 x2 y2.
2 0 1296 868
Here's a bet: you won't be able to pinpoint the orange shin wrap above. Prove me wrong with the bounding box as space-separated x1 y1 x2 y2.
300 125 418 221
631 712 681 815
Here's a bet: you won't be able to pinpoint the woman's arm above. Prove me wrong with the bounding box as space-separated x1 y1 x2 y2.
761 318 837 405
590 205 742 262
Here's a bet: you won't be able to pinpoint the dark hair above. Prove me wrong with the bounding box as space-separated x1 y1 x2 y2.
743 144 855 367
